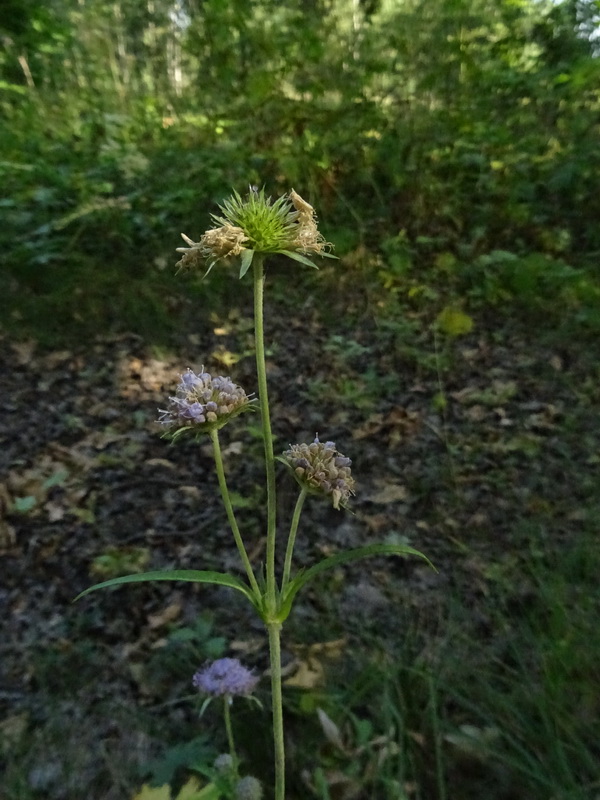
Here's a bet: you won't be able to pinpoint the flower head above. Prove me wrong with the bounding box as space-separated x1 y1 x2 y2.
193 658 259 697
235 776 263 800
281 437 356 510
158 368 253 438
176 187 333 279
213 754 235 775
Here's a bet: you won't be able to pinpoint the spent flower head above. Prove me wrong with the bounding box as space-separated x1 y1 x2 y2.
193 658 259 698
176 187 333 279
158 368 253 439
281 437 356 510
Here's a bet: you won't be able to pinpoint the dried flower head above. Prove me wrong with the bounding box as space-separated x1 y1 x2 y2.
281 437 356 510
289 189 329 255
158 368 254 438
193 658 259 697
176 226 248 272
175 188 334 280
235 776 263 800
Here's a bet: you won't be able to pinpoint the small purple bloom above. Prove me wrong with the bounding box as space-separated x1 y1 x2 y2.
158 367 252 435
193 658 259 697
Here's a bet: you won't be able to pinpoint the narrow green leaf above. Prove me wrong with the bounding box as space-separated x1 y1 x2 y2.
279 544 435 621
239 249 254 278
74 569 258 606
279 250 319 269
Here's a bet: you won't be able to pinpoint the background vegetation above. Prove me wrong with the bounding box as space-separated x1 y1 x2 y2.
1 1 599 799
2 0 600 341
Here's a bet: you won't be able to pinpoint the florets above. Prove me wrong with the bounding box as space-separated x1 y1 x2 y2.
193 658 259 697
282 437 356 510
158 368 253 438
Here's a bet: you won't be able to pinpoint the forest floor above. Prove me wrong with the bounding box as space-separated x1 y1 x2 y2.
1 295 599 800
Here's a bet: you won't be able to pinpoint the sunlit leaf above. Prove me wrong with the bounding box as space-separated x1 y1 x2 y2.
436 306 474 337
131 784 170 800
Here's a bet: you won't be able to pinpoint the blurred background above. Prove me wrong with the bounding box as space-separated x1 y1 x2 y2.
1 1 599 799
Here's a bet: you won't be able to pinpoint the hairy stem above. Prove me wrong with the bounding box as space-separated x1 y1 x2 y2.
253 255 278 614
282 488 307 591
267 622 285 800
210 428 261 598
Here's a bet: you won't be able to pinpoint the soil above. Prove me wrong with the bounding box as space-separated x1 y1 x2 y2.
1 300 598 799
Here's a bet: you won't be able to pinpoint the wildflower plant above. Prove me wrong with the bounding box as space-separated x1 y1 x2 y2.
76 188 432 800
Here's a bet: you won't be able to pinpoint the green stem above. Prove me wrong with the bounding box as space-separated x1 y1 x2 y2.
223 696 239 776
253 256 278 615
282 488 307 591
267 622 285 800
209 427 261 598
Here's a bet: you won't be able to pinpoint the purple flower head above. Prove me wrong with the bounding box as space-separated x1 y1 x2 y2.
282 436 356 510
158 368 254 438
193 658 259 698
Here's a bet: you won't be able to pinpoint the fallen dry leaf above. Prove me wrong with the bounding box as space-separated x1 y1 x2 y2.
147 602 182 629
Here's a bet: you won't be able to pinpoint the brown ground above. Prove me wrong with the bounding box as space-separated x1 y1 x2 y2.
1 301 597 799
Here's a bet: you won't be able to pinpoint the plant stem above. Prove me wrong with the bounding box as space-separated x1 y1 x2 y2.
253 255 278 615
267 622 285 800
282 488 307 591
210 427 261 598
223 695 239 775
253 257 286 799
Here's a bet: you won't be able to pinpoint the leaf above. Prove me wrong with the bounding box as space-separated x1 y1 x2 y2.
436 306 474 337
279 544 435 621
13 496 37 513
132 784 170 800
174 776 221 800
279 250 319 268
238 249 254 279
73 569 258 607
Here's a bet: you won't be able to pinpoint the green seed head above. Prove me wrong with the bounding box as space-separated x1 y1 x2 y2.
176 187 332 278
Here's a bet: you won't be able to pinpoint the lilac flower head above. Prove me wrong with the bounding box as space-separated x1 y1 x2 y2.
193 658 259 697
213 753 234 775
235 776 263 800
158 368 253 438
282 436 356 510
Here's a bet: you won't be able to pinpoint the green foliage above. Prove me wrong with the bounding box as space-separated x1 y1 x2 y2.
1 0 599 344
